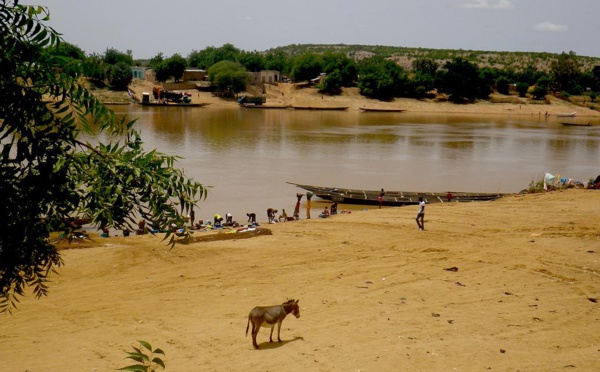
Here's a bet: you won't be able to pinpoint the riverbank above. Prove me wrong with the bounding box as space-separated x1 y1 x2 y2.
1 189 599 370
124 79 600 119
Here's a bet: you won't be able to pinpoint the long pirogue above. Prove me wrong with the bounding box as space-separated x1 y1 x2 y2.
288 182 506 206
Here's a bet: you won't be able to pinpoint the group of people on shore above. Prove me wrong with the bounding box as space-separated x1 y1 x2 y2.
120 191 428 237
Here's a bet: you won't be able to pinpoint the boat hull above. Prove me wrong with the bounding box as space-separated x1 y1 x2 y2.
288 183 505 206
359 107 406 112
137 102 209 107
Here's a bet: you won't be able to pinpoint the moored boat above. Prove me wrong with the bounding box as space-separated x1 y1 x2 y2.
556 112 576 117
291 106 348 111
288 182 506 206
359 107 407 112
561 122 590 127
137 101 210 107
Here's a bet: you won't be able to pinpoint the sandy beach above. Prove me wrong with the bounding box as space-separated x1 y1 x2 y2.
1 189 599 371
126 79 600 120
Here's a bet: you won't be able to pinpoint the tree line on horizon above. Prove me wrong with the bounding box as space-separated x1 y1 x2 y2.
55 41 600 104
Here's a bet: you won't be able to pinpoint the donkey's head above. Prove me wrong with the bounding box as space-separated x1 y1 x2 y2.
283 299 300 318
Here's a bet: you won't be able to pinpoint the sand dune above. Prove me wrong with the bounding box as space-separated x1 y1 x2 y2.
1 189 599 371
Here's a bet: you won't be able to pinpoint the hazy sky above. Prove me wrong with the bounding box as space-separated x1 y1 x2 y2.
37 0 600 59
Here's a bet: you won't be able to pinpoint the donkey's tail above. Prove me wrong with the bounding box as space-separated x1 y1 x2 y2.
245 316 250 337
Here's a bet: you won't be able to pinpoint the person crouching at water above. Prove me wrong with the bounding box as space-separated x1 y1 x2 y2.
247 212 257 225
226 212 233 226
330 202 338 215
214 214 224 227
319 206 330 218
279 209 288 222
267 208 277 224
416 197 425 230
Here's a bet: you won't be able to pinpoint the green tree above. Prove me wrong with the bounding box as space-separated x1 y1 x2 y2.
213 43 241 63
207 60 251 96
516 82 529 97
188 47 217 70
321 51 357 87
357 56 407 100
437 57 489 102
0 0 206 314
165 53 187 82
496 76 510 95
589 66 600 92
108 61 133 90
239 51 265 72
550 52 581 94
319 70 344 95
103 47 133 66
532 85 547 100
55 41 86 60
290 52 323 83
264 50 290 74
412 58 438 77
148 52 165 70
154 61 170 83
406 73 434 98
82 53 108 87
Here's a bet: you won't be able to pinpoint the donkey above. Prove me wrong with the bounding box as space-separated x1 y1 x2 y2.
245 299 300 349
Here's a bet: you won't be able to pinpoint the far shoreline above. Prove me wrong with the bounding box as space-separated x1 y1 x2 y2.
122 79 600 121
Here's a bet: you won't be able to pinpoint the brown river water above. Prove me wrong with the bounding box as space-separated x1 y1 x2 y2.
107 105 600 224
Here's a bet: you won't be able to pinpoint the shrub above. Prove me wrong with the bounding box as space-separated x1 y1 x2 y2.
118 340 165 372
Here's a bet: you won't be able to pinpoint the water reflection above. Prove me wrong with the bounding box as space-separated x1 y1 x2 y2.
107 105 600 220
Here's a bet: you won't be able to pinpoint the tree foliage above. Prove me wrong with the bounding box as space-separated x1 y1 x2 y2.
207 60 251 96
108 61 133 90
437 57 490 102
357 56 407 100
319 70 344 95
550 52 581 94
189 43 241 70
496 76 510 95
103 47 133 66
238 51 265 72
321 51 357 87
290 52 323 83
264 50 289 74
0 0 207 314
165 53 187 82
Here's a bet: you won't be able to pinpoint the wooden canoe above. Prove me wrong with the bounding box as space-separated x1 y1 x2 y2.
288 182 506 206
240 104 290 109
359 107 407 112
291 106 348 111
137 102 210 107
561 122 590 127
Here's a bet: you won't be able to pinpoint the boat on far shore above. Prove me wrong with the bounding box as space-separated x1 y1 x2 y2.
561 122 590 127
291 106 348 111
359 107 407 112
556 112 576 117
137 101 210 107
240 104 290 109
288 182 506 206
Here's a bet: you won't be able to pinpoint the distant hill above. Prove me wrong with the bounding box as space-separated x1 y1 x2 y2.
266 44 600 71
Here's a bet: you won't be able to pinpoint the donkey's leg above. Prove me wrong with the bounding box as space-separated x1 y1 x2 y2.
276 321 282 342
252 322 260 349
269 326 275 342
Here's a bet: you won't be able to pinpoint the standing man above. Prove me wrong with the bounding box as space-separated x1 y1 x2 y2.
416 197 425 230
378 188 386 209
306 191 313 219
